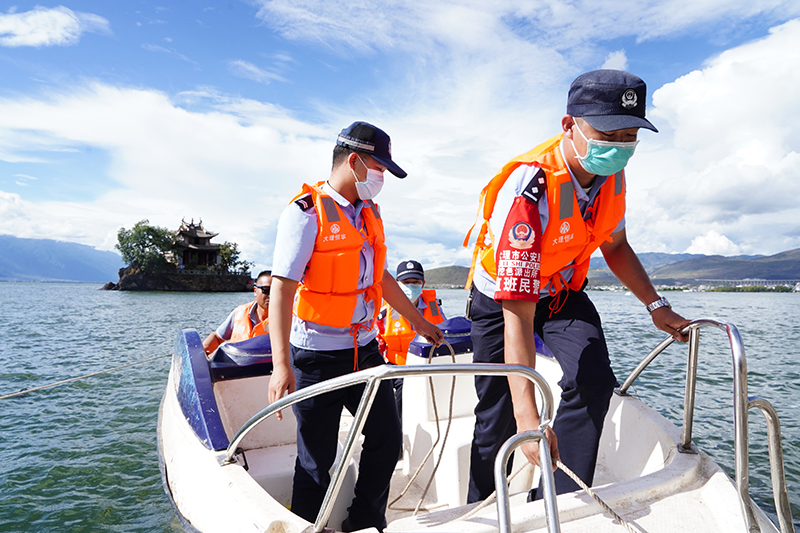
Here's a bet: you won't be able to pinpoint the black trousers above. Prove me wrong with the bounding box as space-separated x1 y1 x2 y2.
466 287 617 503
290 340 402 531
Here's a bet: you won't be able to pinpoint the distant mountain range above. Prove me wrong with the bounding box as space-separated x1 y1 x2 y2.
649 248 800 282
0 235 124 283
588 248 800 284
426 248 800 288
425 266 470 288
3 234 799 286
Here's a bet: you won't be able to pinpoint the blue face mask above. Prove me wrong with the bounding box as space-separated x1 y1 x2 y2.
571 122 639 176
400 282 423 302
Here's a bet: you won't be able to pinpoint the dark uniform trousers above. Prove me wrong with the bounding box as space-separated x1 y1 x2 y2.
466 286 617 503
290 339 402 531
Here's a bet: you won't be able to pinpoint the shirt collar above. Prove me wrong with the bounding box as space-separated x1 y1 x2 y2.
322 181 360 208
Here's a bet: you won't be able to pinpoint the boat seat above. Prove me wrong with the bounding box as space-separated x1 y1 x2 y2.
214 373 358 530
214 374 296 450
209 335 273 382
401 334 561 509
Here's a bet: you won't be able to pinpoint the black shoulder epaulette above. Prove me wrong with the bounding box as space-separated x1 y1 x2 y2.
521 167 546 204
294 193 314 212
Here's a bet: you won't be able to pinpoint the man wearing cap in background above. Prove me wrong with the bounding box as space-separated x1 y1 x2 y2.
202 270 272 355
464 70 690 502
381 260 446 366
269 121 444 532
379 260 446 417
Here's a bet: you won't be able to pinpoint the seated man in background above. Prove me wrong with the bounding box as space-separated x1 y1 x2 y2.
380 260 446 365
202 270 272 355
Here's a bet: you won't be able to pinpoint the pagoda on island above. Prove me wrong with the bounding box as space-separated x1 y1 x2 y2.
168 218 221 269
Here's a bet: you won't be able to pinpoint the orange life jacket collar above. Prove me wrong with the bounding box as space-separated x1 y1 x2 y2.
464 134 626 294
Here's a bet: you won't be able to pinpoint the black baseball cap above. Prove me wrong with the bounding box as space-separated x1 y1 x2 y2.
396 260 424 282
566 70 658 133
337 121 407 178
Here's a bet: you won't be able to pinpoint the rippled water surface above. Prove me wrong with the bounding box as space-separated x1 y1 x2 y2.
0 284 797 531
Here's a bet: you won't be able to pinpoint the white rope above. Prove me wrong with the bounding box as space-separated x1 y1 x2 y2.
556 459 643 533
0 353 172 400
388 340 457 514
456 460 644 532
457 462 529 520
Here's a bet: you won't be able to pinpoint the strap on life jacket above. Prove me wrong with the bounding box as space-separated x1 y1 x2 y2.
349 321 374 371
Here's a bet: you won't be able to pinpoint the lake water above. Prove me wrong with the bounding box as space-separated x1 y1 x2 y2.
0 283 797 531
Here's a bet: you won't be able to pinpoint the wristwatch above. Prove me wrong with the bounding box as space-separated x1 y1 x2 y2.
646 296 671 313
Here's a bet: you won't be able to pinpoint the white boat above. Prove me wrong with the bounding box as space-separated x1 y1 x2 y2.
157 318 794 533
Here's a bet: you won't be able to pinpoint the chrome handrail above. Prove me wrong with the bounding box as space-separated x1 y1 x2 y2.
219 362 555 533
618 319 795 533
749 397 795 533
494 430 559 533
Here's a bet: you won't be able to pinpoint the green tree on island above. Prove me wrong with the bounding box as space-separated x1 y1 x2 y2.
116 219 174 273
219 241 254 275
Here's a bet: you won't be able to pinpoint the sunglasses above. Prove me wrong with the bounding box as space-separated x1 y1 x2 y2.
255 285 271 295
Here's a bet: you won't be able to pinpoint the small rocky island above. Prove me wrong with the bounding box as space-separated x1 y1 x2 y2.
103 219 252 292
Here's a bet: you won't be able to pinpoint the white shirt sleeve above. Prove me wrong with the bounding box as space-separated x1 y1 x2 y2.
271 201 318 283
215 309 237 340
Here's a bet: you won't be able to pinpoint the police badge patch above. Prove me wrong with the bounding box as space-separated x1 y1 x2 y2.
508 222 536 249
621 89 638 109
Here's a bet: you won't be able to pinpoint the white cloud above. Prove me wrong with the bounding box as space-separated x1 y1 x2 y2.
142 44 199 66
3 4 800 272
601 50 628 71
685 230 742 255
625 18 800 256
0 84 334 266
0 6 110 47
229 60 286 84
250 0 800 52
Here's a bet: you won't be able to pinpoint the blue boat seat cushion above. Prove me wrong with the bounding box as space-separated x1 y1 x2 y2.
209 335 273 381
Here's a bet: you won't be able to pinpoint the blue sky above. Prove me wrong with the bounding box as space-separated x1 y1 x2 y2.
1 1 800 272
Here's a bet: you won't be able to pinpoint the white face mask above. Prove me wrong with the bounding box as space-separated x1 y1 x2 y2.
400 282 423 302
353 155 385 200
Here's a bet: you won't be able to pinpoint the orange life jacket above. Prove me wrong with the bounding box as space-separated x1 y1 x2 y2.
382 289 444 365
230 301 270 342
292 182 387 329
464 134 626 294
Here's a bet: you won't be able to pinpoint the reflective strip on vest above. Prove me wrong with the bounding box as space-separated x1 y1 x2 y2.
559 181 573 220
320 196 341 222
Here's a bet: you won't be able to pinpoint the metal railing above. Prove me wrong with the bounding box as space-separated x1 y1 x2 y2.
494 430 560 533
618 319 794 533
219 362 556 533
